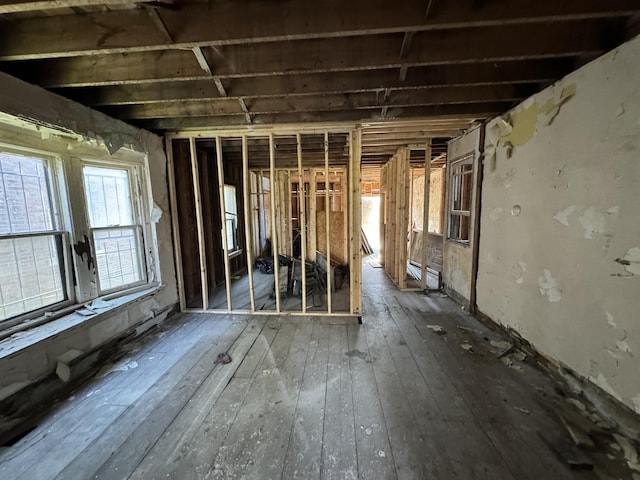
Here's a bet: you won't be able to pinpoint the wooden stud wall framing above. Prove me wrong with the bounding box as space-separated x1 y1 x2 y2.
269 133 281 312
296 133 307 313
324 131 332 313
166 125 361 318
189 137 209 310
241 135 256 312
349 129 363 315
382 146 416 291
421 142 431 290
215 136 233 311
165 137 186 311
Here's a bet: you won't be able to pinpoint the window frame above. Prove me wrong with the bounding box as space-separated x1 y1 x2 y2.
0 125 158 332
80 159 149 295
0 145 75 327
447 153 475 245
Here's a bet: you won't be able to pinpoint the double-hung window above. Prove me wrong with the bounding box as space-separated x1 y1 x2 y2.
448 154 474 243
83 165 146 293
0 152 69 321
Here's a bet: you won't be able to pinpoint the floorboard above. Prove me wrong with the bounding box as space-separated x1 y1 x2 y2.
0 259 633 480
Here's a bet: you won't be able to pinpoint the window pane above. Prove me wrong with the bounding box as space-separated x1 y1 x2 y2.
0 153 54 234
83 166 133 227
93 227 143 291
0 235 65 320
224 185 237 215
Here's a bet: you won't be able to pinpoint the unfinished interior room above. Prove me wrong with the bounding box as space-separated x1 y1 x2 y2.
0 1 639 479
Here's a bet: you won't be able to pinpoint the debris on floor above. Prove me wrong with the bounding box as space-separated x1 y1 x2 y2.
426 324 446 335
489 339 513 357
513 406 531 415
460 342 473 352
215 352 232 365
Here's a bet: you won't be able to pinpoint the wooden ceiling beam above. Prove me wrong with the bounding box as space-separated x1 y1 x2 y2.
0 0 637 60
0 0 166 15
101 85 528 119
133 102 508 131
4 22 605 88
56 60 566 106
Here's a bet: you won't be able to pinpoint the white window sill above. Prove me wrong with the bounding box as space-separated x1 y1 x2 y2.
0 285 163 361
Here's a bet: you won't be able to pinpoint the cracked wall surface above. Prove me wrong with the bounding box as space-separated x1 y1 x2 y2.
477 35 640 414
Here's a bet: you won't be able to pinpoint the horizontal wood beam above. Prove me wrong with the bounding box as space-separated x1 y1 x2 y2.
0 0 164 14
132 102 510 131
3 22 606 88
57 60 567 106
0 0 637 60
101 85 530 119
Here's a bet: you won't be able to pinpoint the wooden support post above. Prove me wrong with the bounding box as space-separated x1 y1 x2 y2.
397 148 408 289
309 168 317 262
165 137 186 311
257 168 264 253
324 131 332 313
269 133 281 312
215 136 233 311
242 135 256 312
287 169 294 258
349 129 363 315
296 133 307 313
189 137 209 311
421 142 431 290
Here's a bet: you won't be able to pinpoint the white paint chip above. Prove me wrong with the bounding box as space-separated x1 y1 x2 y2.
377 450 386 458
606 312 618 328
619 247 640 275
538 269 562 302
616 340 632 354
516 261 527 285
553 205 576 226
488 207 502 221
607 206 620 215
578 206 605 239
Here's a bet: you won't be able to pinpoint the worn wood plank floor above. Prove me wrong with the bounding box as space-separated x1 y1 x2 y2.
0 261 633 479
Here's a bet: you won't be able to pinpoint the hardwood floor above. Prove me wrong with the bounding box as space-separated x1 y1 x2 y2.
0 261 632 479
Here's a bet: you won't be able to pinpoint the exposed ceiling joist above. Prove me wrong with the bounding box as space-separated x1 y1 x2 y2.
2 22 607 88
0 0 637 60
0 0 165 14
57 60 564 107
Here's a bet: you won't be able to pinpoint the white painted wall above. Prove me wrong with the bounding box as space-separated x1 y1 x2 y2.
478 35 640 414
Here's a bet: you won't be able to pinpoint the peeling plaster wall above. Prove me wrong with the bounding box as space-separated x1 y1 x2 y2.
478 35 640 414
0 73 178 405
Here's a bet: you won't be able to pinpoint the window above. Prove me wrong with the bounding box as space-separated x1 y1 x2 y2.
223 184 239 252
0 152 68 320
83 165 145 292
448 154 474 243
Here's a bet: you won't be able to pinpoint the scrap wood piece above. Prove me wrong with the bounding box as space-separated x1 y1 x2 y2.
538 431 594 470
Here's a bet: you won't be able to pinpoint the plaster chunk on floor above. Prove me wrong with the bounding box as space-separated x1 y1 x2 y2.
578 206 605 239
553 205 576 226
606 312 618 328
538 269 562 302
